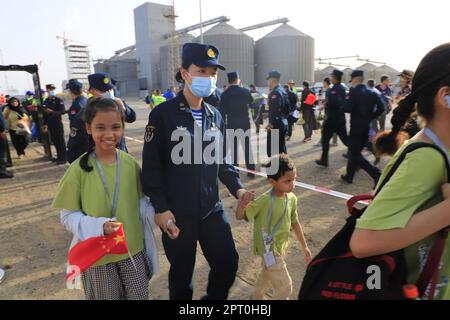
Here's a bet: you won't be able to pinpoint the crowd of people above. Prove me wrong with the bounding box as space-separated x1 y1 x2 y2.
1 41 449 301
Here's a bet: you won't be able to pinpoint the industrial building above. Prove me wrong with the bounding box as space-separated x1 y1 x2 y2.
95 1 316 98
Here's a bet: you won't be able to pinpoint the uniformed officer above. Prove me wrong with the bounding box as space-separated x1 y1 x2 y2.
65 79 88 163
142 43 255 300
266 71 290 156
341 70 385 185
0 109 13 178
219 71 256 177
88 73 136 152
43 84 67 164
315 70 349 167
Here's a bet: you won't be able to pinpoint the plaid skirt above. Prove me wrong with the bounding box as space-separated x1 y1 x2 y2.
81 251 152 300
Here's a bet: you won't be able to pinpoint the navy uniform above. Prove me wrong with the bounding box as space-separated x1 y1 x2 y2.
316 70 349 167
65 79 89 164
88 73 136 152
43 84 67 164
342 70 385 184
219 72 255 173
142 43 244 300
266 71 290 157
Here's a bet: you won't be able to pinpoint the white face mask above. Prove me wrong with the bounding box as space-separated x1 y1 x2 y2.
101 90 115 100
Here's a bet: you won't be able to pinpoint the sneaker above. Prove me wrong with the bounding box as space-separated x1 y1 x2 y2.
315 160 328 168
340 174 353 184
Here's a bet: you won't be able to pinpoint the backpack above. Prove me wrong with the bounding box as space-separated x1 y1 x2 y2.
298 142 450 300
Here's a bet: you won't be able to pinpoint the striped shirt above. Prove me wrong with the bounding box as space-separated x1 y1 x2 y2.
191 109 203 129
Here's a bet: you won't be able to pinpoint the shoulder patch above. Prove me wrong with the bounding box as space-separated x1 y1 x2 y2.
271 94 278 99
70 127 78 138
145 125 156 143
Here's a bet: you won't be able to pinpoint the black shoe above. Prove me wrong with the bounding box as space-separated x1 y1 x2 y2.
340 174 353 184
0 170 13 179
51 157 58 162
315 160 328 168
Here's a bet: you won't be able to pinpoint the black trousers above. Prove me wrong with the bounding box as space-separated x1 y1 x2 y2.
48 122 66 161
9 130 28 157
162 208 239 300
227 124 255 171
320 119 349 164
267 121 287 157
287 115 297 137
346 132 381 182
302 109 314 139
0 137 6 171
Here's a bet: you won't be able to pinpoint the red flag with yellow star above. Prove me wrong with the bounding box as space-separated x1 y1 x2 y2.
67 224 129 277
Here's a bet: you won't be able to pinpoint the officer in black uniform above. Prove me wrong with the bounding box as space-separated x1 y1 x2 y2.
341 70 385 185
266 71 290 156
284 84 299 141
43 84 66 164
219 71 255 176
315 70 349 167
88 73 136 152
66 79 88 163
142 43 254 300
0 109 13 178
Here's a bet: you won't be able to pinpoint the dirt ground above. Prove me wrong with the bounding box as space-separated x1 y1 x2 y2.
0 100 387 300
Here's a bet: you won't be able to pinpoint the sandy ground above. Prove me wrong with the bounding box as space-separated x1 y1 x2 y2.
0 99 388 300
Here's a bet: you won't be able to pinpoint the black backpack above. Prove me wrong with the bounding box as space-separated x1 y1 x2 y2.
299 142 450 300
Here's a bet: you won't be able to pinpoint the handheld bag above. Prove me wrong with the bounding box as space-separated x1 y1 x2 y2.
298 142 450 300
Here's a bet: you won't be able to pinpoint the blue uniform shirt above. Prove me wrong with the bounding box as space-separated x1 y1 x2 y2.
268 85 289 128
325 83 347 122
67 96 88 163
218 85 253 128
142 92 243 218
43 96 65 126
343 84 385 134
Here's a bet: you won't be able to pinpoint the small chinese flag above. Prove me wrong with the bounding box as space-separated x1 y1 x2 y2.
66 225 129 279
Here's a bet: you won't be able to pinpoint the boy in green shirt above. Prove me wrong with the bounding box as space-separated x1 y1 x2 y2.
236 154 312 300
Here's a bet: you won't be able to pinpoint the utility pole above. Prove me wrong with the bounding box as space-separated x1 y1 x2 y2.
199 0 204 44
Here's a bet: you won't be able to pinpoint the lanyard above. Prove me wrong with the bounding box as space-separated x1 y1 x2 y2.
92 151 121 218
424 128 450 165
264 190 289 246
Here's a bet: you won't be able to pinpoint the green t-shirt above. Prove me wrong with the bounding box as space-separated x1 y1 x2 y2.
246 189 299 257
52 151 144 267
356 140 450 299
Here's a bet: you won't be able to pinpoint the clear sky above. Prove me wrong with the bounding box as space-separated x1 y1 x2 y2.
1 0 449 93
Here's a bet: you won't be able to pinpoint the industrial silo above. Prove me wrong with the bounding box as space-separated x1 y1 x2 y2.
193 22 255 87
160 33 195 90
255 24 314 87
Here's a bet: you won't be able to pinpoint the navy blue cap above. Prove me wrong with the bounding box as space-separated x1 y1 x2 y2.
111 78 118 86
350 70 364 81
66 79 83 91
266 71 281 80
182 43 225 71
46 84 56 90
330 69 344 78
88 73 114 92
25 91 34 96
227 72 239 83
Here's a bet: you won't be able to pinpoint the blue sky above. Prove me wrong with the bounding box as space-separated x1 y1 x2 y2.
1 0 449 93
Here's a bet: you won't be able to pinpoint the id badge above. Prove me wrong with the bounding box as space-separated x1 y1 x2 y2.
263 251 276 269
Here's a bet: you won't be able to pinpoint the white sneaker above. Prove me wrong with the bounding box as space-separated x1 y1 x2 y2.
0 268 5 284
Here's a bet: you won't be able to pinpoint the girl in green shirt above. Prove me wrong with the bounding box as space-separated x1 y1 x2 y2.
53 98 151 300
350 43 450 299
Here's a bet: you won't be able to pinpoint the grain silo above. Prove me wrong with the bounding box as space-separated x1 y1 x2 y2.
160 33 195 90
193 22 255 87
255 24 314 87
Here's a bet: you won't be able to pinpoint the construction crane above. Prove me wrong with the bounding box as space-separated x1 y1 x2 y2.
56 34 90 47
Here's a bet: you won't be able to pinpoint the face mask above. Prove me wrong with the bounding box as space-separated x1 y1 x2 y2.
185 74 217 98
445 95 450 109
101 90 115 100
49 91 56 97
